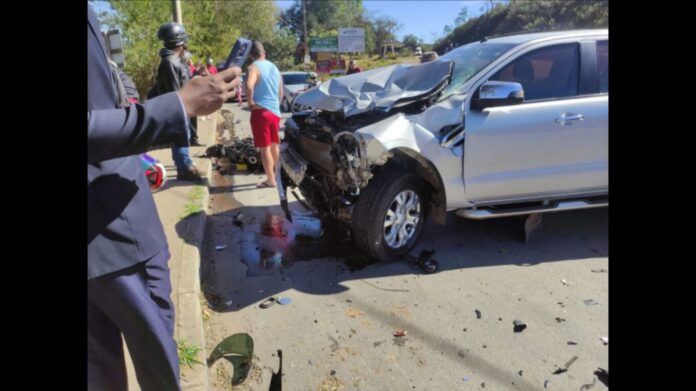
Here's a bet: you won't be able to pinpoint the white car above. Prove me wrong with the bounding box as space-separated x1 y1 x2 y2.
280 71 311 112
283 30 608 261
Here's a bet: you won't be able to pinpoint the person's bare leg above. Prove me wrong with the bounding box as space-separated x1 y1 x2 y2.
259 146 276 186
270 143 280 176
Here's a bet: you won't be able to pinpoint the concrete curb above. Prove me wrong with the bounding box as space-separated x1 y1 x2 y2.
176 113 224 391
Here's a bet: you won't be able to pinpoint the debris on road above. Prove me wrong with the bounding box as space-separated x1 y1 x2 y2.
591 268 608 273
561 279 569 286
207 333 254 386
393 329 407 337
259 298 276 309
232 213 244 229
277 297 292 305
579 377 597 390
518 370 523 376
583 299 599 306
513 320 527 333
555 317 566 323
544 379 550 388
475 310 482 319
594 368 609 386
215 244 228 251
552 355 579 375
600 336 608 345
567 341 578 345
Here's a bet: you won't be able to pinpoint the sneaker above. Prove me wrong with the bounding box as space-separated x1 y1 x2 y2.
177 166 204 181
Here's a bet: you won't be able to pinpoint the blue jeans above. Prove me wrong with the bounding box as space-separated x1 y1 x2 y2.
171 146 193 171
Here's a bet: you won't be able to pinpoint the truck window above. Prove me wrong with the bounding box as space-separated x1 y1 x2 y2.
492 43 580 101
597 40 608 93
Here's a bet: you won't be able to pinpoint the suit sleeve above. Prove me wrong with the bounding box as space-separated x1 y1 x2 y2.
87 91 189 164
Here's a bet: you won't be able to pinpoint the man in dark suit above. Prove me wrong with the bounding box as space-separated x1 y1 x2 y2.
88 5 240 390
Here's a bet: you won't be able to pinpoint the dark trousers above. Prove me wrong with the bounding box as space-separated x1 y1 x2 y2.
87 248 180 391
189 117 199 143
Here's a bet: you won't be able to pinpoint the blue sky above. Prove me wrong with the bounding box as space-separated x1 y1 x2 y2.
91 1 498 43
277 0 495 43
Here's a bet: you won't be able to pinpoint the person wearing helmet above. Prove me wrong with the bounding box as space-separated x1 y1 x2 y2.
306 71 319 87
151 22 204 180
206 57 218 75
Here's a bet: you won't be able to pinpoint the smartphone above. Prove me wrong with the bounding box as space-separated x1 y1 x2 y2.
223 37 253 69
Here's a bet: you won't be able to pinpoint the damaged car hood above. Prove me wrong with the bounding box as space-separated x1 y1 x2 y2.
294 59 454 117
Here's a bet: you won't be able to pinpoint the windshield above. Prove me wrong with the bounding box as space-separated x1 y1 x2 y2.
439 42 516 99
283 73 308 85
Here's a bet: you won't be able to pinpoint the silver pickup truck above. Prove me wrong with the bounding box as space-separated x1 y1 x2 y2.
280 29 608 261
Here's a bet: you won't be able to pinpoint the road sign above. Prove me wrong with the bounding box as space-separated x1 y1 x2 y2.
310 37 337 53
338 28 365 53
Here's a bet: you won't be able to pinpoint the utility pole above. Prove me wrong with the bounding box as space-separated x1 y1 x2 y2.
302 0 309 60
172 0 182 24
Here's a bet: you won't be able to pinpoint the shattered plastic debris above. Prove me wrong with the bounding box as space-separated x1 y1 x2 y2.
225 300 234 307
513 320 527 333
600 336 608 345
259 298 276 309
579 378 597 390
591 268 608 273
552 355 578 375
561 279 569 286
544 380 550 388
555 317 566 323
292 211 323 238
277 297 292 305
215 245 228 251
567 341 578 345
393 329 407 337
594 368 609 386
475 310 482 319
206 333 254 386
583 299 599 306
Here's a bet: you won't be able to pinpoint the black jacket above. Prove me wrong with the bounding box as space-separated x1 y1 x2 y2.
152 48 190 97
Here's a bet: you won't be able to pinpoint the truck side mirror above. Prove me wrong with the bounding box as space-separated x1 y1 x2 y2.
472 81 524 110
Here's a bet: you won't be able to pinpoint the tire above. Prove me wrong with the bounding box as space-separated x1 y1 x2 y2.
352 168 427 262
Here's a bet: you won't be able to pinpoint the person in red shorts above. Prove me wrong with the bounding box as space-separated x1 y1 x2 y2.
246 41 284 188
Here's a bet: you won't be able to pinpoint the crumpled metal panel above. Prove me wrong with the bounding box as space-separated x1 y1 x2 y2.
294 60 454 117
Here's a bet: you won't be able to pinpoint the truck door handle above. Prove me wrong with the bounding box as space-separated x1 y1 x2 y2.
556 113 585 125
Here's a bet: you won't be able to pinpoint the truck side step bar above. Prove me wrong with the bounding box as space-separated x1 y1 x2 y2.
455 198 608 220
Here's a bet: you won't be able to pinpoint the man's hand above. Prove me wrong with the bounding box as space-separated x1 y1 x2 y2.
178 66 241 117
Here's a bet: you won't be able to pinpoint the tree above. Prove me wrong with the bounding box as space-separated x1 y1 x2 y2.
402 34 420 51
107 0 285 98
455 7 469 26
434 0 607 53
372 15 401 58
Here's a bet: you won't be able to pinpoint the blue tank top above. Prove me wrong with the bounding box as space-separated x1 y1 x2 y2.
252 60 281 117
